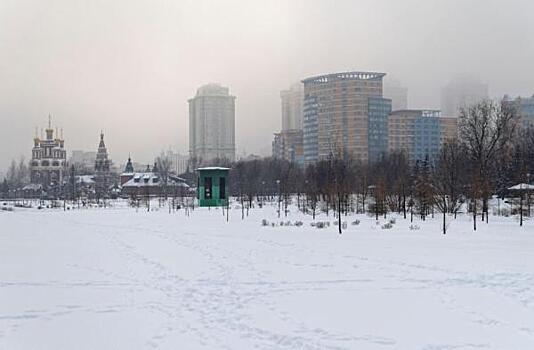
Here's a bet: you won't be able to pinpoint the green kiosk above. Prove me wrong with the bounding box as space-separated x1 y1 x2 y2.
197 167 230 207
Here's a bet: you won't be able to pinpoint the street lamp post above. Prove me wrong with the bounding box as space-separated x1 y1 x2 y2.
528 173 531 217
276 179 281 218
261 180 265 208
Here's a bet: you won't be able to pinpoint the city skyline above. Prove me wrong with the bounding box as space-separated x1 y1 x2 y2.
2 0 534 170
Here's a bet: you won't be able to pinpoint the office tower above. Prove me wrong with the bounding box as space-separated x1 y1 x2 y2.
189 83 236 163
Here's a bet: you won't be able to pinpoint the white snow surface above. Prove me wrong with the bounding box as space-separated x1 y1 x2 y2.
1 203 534 349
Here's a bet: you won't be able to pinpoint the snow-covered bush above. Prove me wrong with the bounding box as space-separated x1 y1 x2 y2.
389 218 396 225
381 223 393 229
351 220 360 225
409 224 421 231
261 219 269 226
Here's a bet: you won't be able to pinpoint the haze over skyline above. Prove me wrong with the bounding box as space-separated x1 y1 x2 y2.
1 0 534 170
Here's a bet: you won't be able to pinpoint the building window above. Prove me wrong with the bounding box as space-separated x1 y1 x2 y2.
204 177 212 199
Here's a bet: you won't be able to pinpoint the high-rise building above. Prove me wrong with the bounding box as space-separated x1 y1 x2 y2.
189 83 236 163
384 79 408 111
388 110 457 162
503 95 534 130
30 116 67 189
271 83 305 165
94 133 113 196
280 83 304 131
302 71 386 164
368 97 393 162
441 75 488 116
272 129 304 165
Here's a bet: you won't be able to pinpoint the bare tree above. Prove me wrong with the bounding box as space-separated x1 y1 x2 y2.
459 99 519 226
156 152 173 199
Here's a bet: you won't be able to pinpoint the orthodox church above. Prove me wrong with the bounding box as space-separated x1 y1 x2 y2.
30 116 67 189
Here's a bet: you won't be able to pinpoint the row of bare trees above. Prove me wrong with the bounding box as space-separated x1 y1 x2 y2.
224 100 533 233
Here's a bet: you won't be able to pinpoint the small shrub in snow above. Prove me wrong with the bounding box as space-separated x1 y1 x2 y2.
409 224 421 231
351 220 360 225
285 221 292 226
381 223 393 229
389 218 396 225
342 222 347 229
316 222 325 229
261 219 269 226
310 222 316 227
294 221 303 227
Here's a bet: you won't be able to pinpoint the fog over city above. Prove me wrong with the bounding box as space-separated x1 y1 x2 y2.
1 0 533 170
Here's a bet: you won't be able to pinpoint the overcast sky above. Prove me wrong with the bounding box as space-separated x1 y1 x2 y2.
1 0 534 171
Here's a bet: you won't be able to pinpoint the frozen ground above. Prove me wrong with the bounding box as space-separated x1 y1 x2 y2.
1 202 534 349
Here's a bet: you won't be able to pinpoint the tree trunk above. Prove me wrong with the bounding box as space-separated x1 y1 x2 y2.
473 199 477 231
338 193 342 234
443 198 447 235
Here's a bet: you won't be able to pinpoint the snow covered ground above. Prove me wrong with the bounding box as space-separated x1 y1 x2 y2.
1 202 534 349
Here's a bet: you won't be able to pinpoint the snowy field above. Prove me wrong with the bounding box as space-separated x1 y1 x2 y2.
1 202 534 349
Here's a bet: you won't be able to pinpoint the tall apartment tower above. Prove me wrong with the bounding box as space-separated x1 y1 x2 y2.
302 71 390 164
280 82 304 131
441 75 488 116
383 79 408 111
189 83 236 163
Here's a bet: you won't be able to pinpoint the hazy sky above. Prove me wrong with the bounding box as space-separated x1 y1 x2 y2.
1 0 534 171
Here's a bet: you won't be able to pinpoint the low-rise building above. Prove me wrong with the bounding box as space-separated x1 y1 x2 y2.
121 163 188 197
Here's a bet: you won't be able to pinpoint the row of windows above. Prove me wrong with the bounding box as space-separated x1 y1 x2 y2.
31 160 64 167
